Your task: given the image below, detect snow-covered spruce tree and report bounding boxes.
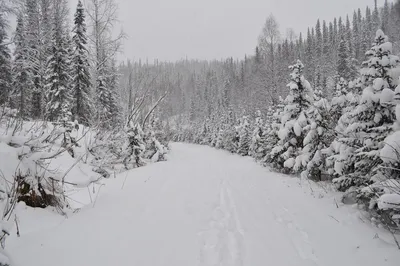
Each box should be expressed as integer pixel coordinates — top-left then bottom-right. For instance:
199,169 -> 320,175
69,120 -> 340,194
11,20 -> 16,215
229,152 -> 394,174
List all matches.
380,82 -> 400,180
95,59 -> 121,128
105,59 -> 122,127
269,60 -> 314,173
325,78 -> 363,182
208,114 -> 219,147
210,126 -> 218,147
0,13 -> 11,105
301,89 -> 333,181
337,38 -> 358,81
335,30 -> 400,193
324,77 -> 350,178
215,128 -> 224,149
123,123 -> 146,169
200,119 -> 212,145
330,77 -> 349,125
222,111 -> 238,153
96,77 -> 112,125
353,80 -> 400,229
35,0 -> 54,118
374,83 -> 400,226
262,98 -> 284,167
249,110 -> 266,160
86,0 -> 124,128
45,0 -> 73,122
11,14 -> 31,118
237,116 -> 251,156
25,0 -> 42,119
72,0 -> 92,126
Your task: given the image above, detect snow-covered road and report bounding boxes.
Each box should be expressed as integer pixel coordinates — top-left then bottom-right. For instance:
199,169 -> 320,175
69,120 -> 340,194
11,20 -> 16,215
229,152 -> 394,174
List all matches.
8,143 -> 400,266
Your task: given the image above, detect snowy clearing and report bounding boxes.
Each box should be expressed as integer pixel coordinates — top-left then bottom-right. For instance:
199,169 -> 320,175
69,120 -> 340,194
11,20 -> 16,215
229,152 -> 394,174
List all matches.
7,143 -> 400,266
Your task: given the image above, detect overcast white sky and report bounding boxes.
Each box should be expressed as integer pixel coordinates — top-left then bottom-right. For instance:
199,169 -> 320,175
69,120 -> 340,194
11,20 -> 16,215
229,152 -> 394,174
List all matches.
71,0 -> 391,62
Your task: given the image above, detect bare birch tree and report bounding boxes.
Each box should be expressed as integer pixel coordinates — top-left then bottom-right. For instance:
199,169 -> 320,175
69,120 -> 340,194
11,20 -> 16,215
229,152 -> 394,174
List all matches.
84,0 -> 125,126
258,14 -> 281,104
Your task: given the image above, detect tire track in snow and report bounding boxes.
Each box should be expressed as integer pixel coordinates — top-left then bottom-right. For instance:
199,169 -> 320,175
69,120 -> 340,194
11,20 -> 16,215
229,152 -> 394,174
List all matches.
198,179 -> 245,266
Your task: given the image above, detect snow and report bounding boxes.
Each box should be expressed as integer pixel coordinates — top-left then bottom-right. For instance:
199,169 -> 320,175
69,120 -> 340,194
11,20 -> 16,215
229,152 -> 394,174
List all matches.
396,104 -> 400,122
381,131 -> 400,163
373,78 -> 384,91
375,29 -> 387,41
284,157 -> 295,168
0,252 -> 10,266
278,127 -> 290,140
378,194 -> 400,210
6,143 -> 400,266
380,88 -> 394,105
293,121 -> 302,137
380,42 -> 393,53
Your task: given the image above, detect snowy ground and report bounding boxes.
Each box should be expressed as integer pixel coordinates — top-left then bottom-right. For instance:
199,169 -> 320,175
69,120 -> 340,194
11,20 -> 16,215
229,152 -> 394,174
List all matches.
7,143 -> 400,266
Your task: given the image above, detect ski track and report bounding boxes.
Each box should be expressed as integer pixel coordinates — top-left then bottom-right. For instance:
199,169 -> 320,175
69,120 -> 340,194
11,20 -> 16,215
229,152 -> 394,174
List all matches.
7,143 -> 400,266
198,179 -> 244,266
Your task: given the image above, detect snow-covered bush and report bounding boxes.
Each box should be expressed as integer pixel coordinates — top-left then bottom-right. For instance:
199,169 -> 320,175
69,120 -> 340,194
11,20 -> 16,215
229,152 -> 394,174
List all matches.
143,128 -> 167,163
0,118 -> 70,209
123,123 -> 146,170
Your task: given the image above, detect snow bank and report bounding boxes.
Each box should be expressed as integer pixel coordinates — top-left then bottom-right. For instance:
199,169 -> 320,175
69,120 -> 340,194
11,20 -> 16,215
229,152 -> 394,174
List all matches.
378,194 -> 400,210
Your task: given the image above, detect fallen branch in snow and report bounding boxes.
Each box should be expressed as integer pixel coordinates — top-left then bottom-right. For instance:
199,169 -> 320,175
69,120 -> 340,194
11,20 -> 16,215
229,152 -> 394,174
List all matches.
87,187 -> 93,204
14,215 -> 19,237
93,184 -> 105,208
334,198 -> 339,208
48,176 -> 102,187
121,172 -> 129,190
392,231 -> 400,250
328,215 -> 340,223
